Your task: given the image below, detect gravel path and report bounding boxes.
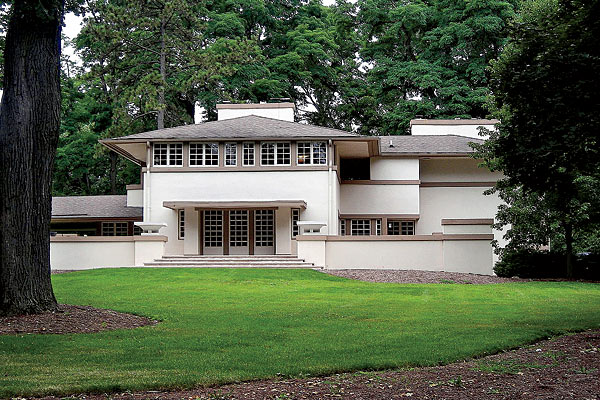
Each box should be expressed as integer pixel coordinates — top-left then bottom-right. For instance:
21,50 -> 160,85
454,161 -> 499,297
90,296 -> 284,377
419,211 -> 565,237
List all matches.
321,269 -> 523,284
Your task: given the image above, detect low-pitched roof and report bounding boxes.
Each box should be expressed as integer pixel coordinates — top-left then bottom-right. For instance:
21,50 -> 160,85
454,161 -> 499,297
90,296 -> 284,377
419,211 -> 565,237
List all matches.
52,195 -> 142,219
378,135 -> 483,155
107,115 -> 359,141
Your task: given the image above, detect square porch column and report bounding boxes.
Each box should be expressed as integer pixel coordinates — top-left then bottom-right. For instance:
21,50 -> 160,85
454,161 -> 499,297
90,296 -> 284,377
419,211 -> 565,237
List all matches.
183,207 -> 199,255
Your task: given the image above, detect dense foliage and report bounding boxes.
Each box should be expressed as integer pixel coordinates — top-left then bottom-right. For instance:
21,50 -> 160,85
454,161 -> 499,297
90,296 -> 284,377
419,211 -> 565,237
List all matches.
493,249 -> 600,279
475,0 -> 600,276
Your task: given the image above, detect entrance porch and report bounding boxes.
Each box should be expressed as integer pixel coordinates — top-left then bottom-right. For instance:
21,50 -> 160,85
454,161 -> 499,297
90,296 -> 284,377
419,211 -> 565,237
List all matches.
163,200 -> 306,256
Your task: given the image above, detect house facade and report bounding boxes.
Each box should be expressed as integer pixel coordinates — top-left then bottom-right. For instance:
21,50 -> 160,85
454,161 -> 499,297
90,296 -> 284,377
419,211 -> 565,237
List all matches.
51,102 -> 505,274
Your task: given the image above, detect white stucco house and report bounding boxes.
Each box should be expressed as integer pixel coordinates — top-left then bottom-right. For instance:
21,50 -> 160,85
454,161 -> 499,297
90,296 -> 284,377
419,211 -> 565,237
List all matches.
51,102 -> 504,274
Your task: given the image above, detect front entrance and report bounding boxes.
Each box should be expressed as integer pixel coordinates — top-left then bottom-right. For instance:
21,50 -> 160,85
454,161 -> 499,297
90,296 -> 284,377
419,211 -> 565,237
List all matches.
201,209 -> 275,255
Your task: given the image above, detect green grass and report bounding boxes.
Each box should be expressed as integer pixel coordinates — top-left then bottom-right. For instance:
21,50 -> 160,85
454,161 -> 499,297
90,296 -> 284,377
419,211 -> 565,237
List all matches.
1,268 -> 600,397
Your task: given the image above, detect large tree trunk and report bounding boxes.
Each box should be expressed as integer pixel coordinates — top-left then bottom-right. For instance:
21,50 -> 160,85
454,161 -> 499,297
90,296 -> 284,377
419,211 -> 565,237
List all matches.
110,151 -> 117,194
157,15 -> 166,130
564,221 -> 574,279
0,0 -> 64,316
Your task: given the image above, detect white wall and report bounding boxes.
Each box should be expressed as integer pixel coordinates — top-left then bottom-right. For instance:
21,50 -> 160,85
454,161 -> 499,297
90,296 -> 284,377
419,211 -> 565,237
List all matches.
146,170 -> 332,254
127,189 -> 143,207
50,237 -> 166,269
217,108 -> 294,122
340,184 -> 419,214
420,158 -> 503,182
297,235 -> 494,274
411,123 -> 495,139
370,158 -> 419,180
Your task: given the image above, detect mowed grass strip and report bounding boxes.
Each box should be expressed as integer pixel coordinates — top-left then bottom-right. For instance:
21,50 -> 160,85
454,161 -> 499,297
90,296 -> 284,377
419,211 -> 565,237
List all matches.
1,268 -> 599,397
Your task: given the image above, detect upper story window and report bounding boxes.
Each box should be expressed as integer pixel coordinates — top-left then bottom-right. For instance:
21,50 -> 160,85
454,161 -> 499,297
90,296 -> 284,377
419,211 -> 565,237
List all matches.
190,143 -> 218,166
243,142 -> 255,166
225,143 -> 237,166
154,143 -> 182,166
297,141 -> 327,165
261,142 -> 290,166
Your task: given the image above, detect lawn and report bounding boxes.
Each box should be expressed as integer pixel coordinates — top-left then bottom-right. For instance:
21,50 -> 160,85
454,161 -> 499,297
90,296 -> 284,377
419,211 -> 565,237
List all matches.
1,268 -> 600,397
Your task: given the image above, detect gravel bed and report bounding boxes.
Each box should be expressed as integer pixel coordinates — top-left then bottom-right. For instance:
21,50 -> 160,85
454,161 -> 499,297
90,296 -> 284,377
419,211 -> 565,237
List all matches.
321,269 -> 523,284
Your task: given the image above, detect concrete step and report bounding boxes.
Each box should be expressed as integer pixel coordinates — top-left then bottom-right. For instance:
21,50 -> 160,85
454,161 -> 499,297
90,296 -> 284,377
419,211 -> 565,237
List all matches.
161,255 -> 300,260
143,263 -> 315,268
145,254 -> 314,268
152,258 -> 307,264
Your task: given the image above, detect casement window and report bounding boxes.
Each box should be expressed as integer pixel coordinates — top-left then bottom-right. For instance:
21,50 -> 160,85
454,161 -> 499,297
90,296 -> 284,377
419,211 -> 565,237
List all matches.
291,208 -> 300,238
243,142 -> 255,166
133,225 -> 143,236
376,219 -> 382,236
102,222 -> 128,236
190,143 -> 219,166
340,219 -> 346,236
178,209 -> 185,240
261,142 -> 291,165
387,220 -> 415,235
225,143 -> 237,166
153,143 -> 182,166
350,219 -> 371,236
297,141 -> 327,165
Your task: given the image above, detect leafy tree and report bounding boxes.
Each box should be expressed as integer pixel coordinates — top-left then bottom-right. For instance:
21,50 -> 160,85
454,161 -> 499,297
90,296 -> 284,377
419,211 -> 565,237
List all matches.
476,0 -> 600,277
358,0 -> 517,135
0,0 -> 63,315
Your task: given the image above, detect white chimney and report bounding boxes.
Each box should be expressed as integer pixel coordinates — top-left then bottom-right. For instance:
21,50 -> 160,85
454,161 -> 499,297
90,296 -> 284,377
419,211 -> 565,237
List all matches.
216,102 -> 295,122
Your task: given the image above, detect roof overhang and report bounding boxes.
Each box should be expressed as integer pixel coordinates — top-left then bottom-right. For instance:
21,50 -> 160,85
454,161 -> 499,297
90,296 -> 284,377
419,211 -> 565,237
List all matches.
163,200 -> 307,210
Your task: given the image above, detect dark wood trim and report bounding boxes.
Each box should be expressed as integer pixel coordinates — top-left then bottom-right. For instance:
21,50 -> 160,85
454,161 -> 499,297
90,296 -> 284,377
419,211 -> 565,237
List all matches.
223,210 -> 230,255
441,218 -> 494,225
218,142 -> 225,167
339,213 -> 420,220
341,180 -> 420,185
297,233 -> 494,241
147,165 -> 336,173
420,181 -> 496,187
183,142 -> 189,168
249,210 -> 255,255
52,217 -> 142,223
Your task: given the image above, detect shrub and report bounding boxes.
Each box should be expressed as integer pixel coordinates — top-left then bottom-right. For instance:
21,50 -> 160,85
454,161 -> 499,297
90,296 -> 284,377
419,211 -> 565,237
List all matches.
494,250 -> 600,280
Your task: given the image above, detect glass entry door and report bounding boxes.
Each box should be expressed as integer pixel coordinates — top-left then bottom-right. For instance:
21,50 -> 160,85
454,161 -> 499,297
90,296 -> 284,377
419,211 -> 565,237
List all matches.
229,210 -> 249,255
203,210 -> 223,255
254,209 -> 275,255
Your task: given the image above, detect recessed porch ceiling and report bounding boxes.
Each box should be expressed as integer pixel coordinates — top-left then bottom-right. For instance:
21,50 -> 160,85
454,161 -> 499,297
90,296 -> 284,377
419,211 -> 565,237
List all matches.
163,200 -> 307,210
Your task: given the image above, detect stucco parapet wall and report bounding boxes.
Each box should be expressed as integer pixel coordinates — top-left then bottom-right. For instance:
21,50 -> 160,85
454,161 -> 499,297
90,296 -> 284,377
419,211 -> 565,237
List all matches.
441,219 -> 494,225
216,102 -> 296,110
296,234 -> 494,241
341,180 -> 421,185
410,119 -> 499,126
50,235 -> 168,242
143,165 -> 337,173
420,181 -> 496,187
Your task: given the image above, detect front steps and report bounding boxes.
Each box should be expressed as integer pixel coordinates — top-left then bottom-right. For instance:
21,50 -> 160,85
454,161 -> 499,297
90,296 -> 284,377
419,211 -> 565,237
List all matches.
144,254 -> 316,268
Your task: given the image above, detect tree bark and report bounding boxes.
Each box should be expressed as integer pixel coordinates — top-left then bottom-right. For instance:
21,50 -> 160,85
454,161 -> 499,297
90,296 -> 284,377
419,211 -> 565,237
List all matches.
110,151 -> 117,194
157,15 -> 166,130
0,0 -> 64,316
564,221 -> 574,279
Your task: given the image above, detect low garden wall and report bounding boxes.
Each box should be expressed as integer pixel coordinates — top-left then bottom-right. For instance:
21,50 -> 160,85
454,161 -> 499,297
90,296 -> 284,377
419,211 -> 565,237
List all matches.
50,235 -> 167,270
297,233 -> 494,275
